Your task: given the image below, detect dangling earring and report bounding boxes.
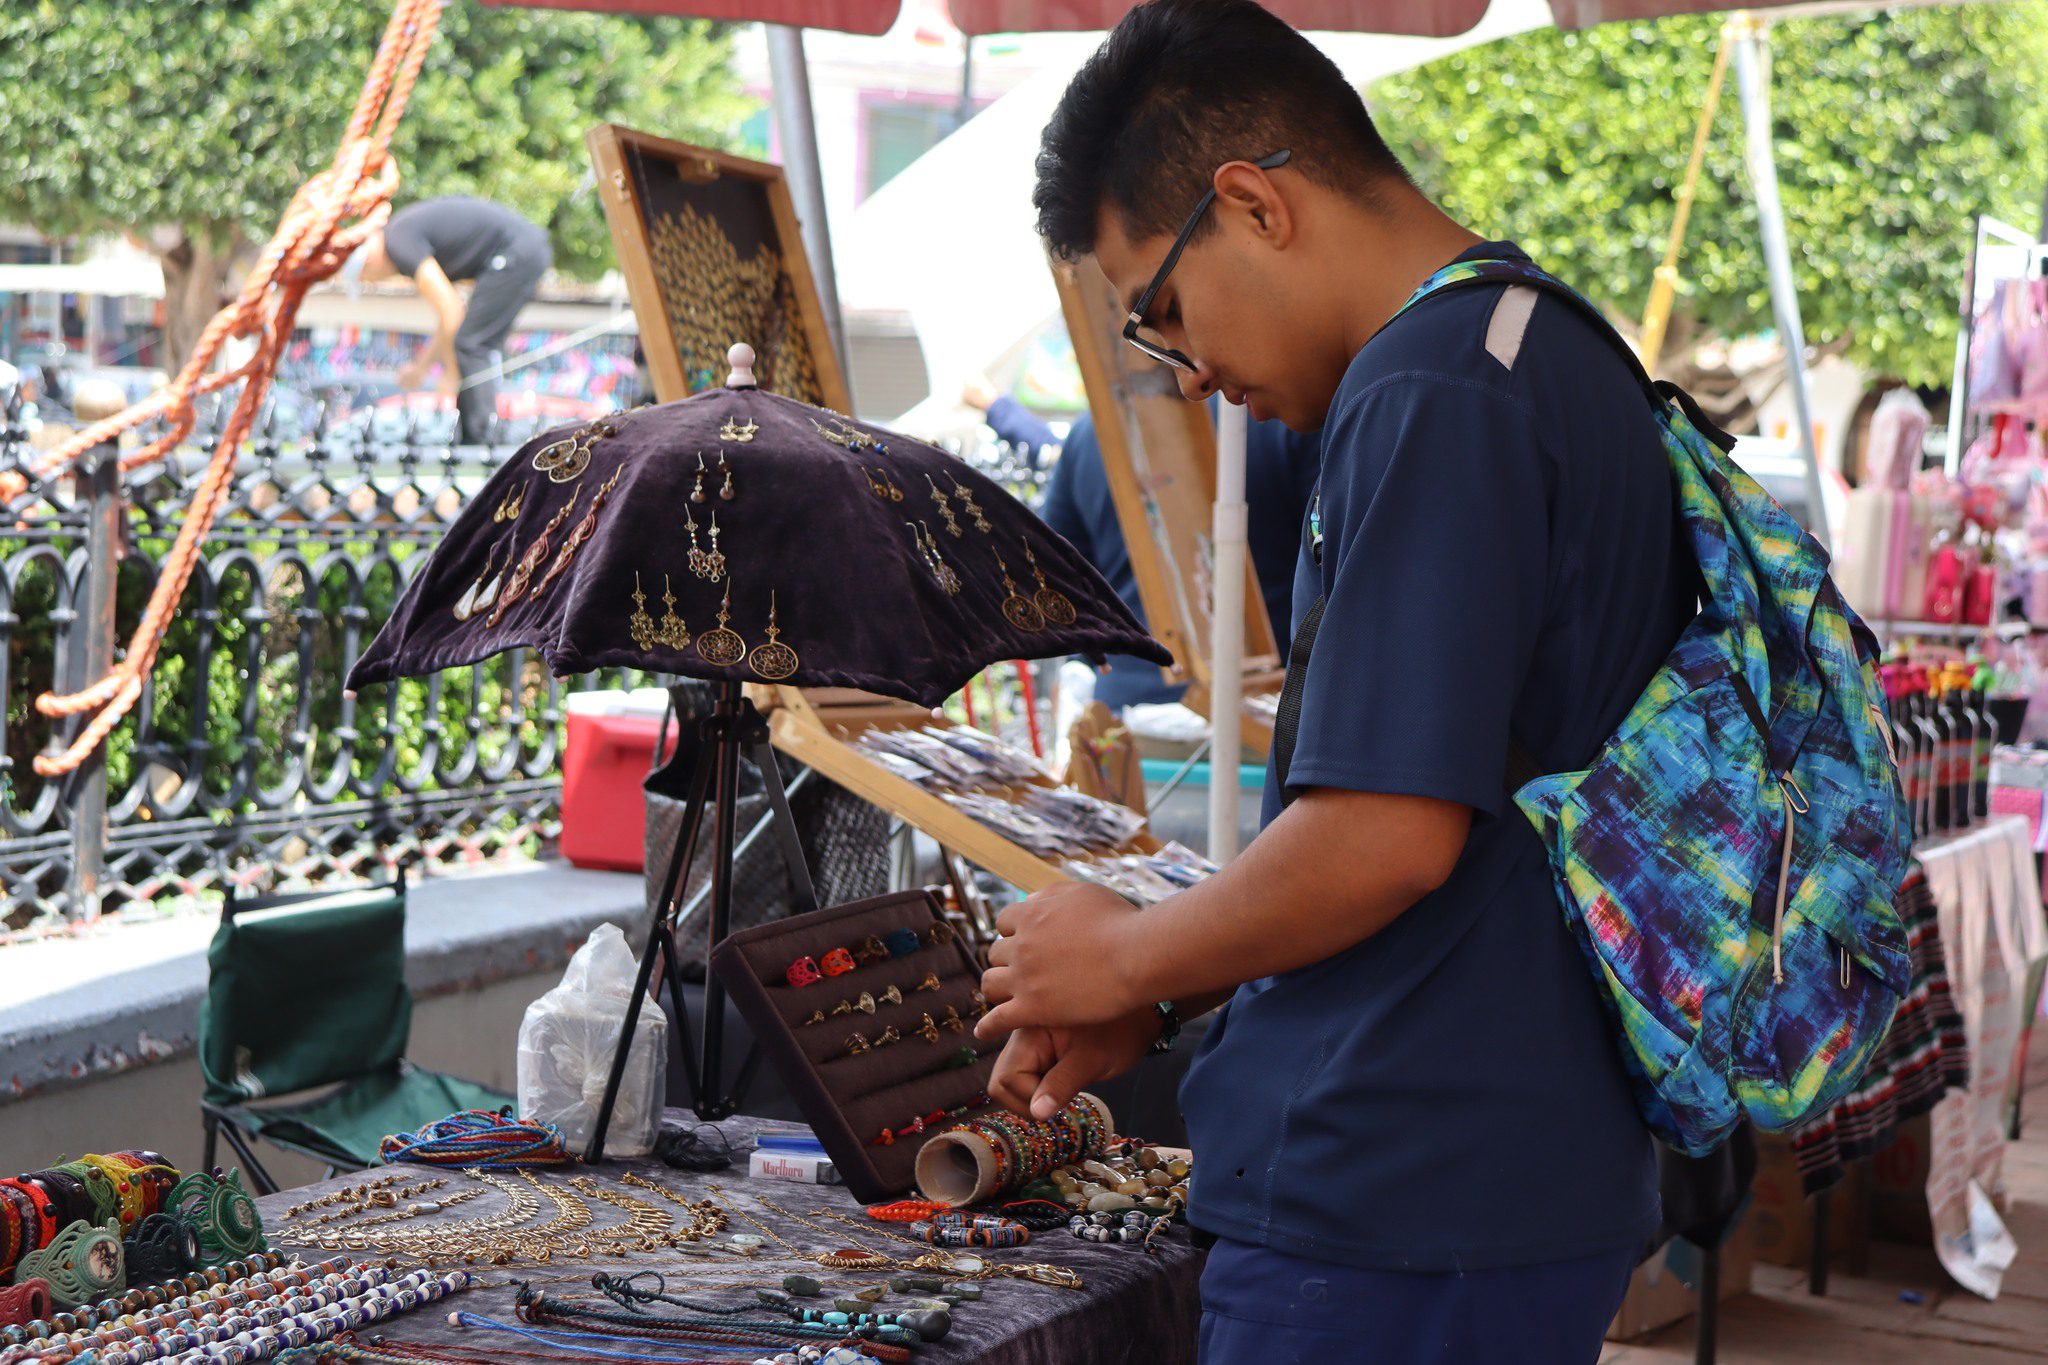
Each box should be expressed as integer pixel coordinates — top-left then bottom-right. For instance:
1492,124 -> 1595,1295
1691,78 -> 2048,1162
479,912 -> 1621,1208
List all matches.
656,574 -> 691,650
887,471 -> 905,502
748,591 -> 800,681
695,581 -> 746,667
719,453 -> 735,502
1023,538 -> 1076,625
488,490 -> 581,628
685,504 -> 710,579
530,466 -> 623,605
705,510 -> 727,581
453,541 -> 501,622
491,487 -> 520,524
863,466 -> 890,500
471,541 -> 507,617
691,452 -> 708,505
952,478 -> 991,532
628,571 -> 657,650
995,548 -> 1045,631
910,521 -> 962,596
927,475 -> 964,538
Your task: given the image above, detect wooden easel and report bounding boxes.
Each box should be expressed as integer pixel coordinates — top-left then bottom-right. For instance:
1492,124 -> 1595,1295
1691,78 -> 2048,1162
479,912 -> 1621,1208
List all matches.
1051,254 -> 1284,754
754,686 -> 1164,895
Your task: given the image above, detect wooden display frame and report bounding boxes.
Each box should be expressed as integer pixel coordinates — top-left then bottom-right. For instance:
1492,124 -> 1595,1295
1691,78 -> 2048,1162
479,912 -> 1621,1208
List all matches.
754,685 -> 1164,894
587,123 -> 852,412
1051,255 -> 1284,753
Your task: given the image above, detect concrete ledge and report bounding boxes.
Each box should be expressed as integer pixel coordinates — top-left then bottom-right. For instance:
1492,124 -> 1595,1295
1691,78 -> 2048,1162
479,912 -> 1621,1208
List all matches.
0,861 -> 646,1106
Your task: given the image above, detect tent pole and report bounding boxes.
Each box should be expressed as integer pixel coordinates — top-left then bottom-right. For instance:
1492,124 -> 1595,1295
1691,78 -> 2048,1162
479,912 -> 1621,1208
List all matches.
766,25 -> 852,387
1638,28 -> 1731,374
1731,14 -> 1831,549
1209,400 -> 1248,862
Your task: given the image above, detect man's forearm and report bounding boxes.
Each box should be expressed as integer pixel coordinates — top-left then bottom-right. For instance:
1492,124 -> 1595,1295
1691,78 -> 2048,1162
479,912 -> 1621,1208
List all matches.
1127,788 -> 1469,1006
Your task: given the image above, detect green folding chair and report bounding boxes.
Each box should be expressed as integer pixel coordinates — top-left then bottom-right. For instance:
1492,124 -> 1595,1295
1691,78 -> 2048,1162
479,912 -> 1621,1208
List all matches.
198,869 -> 510,1194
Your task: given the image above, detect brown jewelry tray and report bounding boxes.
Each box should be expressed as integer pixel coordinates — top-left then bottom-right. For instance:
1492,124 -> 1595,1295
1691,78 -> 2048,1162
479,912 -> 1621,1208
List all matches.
709,889 -> 998,1204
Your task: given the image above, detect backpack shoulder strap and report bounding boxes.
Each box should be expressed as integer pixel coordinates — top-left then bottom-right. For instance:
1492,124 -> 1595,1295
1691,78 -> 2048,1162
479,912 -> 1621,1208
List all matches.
1269,260 -> 1664,809
1393,259 -> 1739,453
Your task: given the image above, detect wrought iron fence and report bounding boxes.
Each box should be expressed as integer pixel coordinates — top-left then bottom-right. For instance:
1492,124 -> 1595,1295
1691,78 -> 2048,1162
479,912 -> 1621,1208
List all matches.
0,382 -> 1057,927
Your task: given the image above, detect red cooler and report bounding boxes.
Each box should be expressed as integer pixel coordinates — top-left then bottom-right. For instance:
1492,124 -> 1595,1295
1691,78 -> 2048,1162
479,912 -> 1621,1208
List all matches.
561,689 -> 672,872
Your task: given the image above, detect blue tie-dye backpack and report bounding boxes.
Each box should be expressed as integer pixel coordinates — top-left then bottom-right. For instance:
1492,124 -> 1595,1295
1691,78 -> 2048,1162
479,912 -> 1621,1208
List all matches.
1280,259 -> 1914,1156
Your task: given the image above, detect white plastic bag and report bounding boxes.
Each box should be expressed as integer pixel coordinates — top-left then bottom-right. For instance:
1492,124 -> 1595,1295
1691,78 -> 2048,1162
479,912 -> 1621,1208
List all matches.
517,923 -> 666,1158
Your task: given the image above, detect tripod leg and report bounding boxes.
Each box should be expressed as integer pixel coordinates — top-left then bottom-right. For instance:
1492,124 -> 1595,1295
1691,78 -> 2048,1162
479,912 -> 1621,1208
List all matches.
749,735 -> 819,914
698,686 -> 747,1120
584,716 -> 717,1162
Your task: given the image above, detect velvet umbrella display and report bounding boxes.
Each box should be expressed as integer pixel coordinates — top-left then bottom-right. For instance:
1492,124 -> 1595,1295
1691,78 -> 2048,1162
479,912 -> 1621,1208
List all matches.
346,346 -> 1173,705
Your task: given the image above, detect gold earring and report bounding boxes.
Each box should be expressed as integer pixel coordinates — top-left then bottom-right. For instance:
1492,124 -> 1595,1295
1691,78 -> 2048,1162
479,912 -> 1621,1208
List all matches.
1023,539 -> 1076,626
953,478 -> 991,533
720,416 -> 757,443
705,511 -> 727,581
656,575 -> 690,651
695,582 -> 746,667
926,475 -> 964,538
748,591 -> 799,682
628,571 -> 657,649
685,504 -> 710,579
995,548 -> 1045,632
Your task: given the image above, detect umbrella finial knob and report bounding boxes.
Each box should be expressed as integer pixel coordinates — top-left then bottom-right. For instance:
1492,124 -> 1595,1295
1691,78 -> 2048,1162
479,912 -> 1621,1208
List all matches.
726,343 -> 758,389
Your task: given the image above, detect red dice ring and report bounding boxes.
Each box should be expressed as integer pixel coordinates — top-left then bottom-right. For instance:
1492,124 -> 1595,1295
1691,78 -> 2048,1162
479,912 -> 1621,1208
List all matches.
786,956 -> 823,988
821,947 -> 858,977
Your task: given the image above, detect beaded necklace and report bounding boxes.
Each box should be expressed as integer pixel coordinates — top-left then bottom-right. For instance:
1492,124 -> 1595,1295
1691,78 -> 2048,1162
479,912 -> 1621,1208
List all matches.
0,1252 -> 295,1352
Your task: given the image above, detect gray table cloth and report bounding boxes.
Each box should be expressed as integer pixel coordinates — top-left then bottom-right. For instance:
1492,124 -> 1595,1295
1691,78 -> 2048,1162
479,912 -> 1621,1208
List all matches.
252,1113 -> 1203,1364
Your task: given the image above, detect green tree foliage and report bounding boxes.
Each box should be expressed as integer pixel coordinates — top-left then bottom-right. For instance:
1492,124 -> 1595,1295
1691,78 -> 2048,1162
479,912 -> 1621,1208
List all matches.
1370,5 -> 2048,386
0,1 -> 750,367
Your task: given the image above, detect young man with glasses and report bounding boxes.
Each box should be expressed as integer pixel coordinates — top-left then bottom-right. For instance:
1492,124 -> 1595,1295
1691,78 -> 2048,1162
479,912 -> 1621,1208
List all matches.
974,1 -> 1693,1359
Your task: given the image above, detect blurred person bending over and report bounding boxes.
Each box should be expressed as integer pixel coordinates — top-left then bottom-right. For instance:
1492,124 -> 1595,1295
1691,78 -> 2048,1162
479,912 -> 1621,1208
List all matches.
348,196 -> 552,444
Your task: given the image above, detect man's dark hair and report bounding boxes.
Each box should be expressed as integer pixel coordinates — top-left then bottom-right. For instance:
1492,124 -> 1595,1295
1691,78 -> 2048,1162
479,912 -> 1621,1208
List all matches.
1034,0 -> 1411,261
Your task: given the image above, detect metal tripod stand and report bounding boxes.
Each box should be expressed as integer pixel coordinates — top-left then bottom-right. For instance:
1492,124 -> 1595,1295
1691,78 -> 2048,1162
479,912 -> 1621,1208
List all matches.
583,682 -> 817,1162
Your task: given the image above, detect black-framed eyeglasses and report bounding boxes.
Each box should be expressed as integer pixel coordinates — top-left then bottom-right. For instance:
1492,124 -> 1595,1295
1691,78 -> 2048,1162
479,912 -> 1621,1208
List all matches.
1121,149 -> 1292,373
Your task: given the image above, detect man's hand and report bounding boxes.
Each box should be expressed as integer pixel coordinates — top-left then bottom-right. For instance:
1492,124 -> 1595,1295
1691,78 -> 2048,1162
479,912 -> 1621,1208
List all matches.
976,880 -> 1145,1039
396,355 -> 432,390
989,1013 -> 1163,1121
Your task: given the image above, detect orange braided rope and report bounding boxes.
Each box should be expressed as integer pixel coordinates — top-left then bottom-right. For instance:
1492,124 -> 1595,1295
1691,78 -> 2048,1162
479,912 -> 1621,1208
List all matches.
29,0 -> 444,778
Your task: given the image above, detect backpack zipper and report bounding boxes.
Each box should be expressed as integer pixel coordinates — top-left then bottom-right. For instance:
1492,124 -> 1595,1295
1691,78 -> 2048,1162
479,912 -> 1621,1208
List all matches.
1771,773 -> 1809,985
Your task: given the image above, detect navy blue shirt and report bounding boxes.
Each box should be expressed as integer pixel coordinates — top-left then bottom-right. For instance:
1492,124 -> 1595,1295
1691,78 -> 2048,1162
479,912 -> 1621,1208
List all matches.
1038,410 -> 1319,709
1180,244 -> 1689,1271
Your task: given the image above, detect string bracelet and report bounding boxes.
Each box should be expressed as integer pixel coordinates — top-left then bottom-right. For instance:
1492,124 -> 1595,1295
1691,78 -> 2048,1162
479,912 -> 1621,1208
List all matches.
379,1110 -> 573,1168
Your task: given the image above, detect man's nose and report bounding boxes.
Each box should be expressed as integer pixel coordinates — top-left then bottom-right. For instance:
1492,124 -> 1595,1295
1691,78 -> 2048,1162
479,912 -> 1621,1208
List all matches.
1176,360 -> 1219,403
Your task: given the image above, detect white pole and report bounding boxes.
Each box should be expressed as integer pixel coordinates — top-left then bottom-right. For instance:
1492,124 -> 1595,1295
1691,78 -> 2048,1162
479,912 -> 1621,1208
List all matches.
1208,401 -> 1248,861
766,25 -> 852,388
1730,15 -> 1831,549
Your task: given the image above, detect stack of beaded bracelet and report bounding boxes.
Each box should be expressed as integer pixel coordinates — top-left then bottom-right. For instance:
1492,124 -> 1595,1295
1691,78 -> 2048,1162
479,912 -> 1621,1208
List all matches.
905,1212 -> 1031,1248
0,1152 -> 194,1293
783,921 -> 958,989
938,1096 -> 1106,1196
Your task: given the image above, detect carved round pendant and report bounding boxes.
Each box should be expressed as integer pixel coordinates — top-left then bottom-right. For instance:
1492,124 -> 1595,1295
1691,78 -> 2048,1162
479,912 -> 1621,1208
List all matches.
696,627 -> 747,667
748,640 -> 800,681
1001,594 -> 1046,632
1034,587 -> 1077,627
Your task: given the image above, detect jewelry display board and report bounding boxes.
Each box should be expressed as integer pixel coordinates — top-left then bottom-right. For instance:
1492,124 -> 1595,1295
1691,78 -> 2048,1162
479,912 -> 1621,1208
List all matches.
708,888 -> 1000,1204
1051,255 -> 1284,754
756,686 -> 1208,903
587,123 -> 851,412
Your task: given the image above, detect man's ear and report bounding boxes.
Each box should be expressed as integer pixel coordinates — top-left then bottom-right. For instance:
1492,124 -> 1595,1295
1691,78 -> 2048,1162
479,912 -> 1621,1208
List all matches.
1214,159 -> 1293,247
